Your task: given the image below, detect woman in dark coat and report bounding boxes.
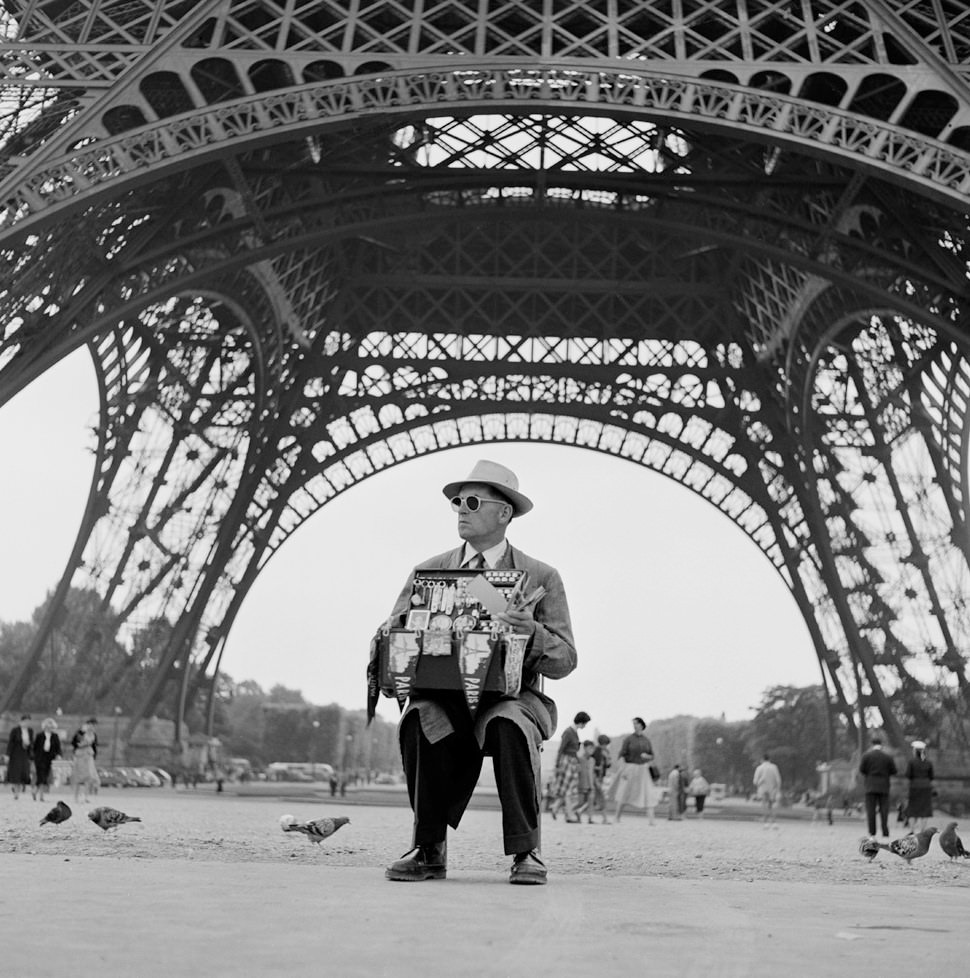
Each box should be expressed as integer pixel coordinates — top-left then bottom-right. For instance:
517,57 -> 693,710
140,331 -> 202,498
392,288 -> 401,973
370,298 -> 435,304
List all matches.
32,717 -> 62,803
904,740 -> 934,833
5,713 -> 34,799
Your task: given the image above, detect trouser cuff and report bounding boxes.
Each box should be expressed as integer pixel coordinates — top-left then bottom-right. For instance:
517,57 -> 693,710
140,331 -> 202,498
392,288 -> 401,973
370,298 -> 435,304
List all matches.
413,823 -> 447,847
504,828 -> 539,856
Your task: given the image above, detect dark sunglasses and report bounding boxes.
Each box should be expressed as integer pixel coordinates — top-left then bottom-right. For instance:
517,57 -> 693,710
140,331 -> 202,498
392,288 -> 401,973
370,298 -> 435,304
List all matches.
450,494 -> 508,513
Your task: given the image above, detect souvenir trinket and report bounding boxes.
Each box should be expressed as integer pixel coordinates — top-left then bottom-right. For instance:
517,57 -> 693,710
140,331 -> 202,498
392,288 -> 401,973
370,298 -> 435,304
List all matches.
378,567 -> 535,709
458,631 -> 493,713
387,630 -> 421,709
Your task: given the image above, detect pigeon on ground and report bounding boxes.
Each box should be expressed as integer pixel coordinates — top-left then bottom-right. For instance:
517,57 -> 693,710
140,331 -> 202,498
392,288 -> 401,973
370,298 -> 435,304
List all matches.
876,827 -> 938,863
939,822 -> 970,861
40,800 -> 72,826
88,806 -> 142,831
279,814 -> 350,844
858,836 -> 880,861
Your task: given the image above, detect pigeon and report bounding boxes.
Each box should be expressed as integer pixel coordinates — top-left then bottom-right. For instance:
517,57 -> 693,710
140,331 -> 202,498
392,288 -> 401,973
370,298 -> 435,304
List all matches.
939,822 -> 970,861
858,836 -> 880,861
88,806 -> 142,831
40,800 -> 72,826
280,814 -> 350,844
876,827 -> 938,863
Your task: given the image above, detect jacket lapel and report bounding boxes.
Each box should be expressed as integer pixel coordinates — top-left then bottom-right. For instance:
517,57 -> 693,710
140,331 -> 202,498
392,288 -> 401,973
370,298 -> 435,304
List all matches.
496,542 -> 517,570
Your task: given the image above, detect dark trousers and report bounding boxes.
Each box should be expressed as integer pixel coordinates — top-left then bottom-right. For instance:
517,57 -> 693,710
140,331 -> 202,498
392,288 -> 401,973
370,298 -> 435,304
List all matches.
400,709 -> 540,855
865,791 -> 891,836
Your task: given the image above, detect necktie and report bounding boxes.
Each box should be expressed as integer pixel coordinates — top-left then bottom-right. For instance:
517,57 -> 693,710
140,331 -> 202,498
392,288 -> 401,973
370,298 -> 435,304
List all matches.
467,552 -> 485,569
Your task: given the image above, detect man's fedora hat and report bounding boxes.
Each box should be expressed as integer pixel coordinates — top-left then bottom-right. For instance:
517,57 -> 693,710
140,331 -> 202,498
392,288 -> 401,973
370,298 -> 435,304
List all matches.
442,459 -> 534,517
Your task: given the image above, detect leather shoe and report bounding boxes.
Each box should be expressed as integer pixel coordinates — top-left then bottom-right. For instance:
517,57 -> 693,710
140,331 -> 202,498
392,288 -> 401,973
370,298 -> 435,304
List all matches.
385,842 -> 447,881
509,849 -> 547,885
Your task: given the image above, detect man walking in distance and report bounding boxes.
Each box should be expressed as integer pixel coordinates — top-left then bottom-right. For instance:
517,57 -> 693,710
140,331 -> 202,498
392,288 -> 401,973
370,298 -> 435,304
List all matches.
753,753 -> 782,828
859,735 -> 897,839
371,459 -> 577,885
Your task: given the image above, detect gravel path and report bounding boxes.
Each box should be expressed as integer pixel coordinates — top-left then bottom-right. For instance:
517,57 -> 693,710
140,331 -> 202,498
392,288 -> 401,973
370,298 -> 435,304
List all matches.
5,787 -> 970,888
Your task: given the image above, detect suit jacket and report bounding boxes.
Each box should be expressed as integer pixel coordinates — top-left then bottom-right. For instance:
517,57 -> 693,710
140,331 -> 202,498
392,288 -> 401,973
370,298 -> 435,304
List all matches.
859,747 -> 897,793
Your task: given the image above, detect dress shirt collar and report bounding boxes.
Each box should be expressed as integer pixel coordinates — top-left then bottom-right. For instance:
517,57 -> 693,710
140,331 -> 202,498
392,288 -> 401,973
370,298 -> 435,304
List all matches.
461,539 -> 508,569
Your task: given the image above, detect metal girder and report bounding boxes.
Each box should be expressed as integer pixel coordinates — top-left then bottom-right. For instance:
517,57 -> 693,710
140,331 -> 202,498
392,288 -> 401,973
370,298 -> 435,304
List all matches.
3,1 -> 970,755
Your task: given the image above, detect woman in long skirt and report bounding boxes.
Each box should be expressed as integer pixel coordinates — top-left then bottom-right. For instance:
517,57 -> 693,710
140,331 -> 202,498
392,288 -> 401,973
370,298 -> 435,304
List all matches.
904,740 -> 934,833
71,719 -> 100,804
609,717 -> 660,825
549,711 -> 590,822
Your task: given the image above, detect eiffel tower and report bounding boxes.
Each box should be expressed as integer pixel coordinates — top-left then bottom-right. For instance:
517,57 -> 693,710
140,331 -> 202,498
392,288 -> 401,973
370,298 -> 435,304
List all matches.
2,0 -> 970,755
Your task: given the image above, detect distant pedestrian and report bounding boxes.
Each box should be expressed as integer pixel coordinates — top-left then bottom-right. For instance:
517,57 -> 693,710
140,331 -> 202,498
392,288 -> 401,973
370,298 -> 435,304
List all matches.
5,714 -> 33,800
687,768 -> 710,818
71,718 -> 100,804
753,754 -> 782,828
610,717 -> 660,825
549,711 -> 590,822
667,765 -> 684,821
573,741 -> 596,823
677,762 -> 689,816
859,736 -> 897,839
591,734 -> 612,824
904,740 -> 934,834
32,717 -> 62,803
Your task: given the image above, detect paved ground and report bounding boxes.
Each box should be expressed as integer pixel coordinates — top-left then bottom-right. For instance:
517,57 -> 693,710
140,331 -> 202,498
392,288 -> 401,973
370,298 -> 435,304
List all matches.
4,787 -> 968,976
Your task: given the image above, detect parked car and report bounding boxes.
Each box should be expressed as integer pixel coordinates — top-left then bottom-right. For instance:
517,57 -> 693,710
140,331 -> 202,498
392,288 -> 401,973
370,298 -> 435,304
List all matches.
146,766 -> 173,787
132,768 -> 161,787
116,766 -> 153,787
97,767 -> 126,788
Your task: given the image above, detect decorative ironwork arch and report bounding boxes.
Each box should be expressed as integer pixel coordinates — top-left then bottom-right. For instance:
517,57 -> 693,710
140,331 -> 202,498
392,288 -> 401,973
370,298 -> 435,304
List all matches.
3,0 -> 970,758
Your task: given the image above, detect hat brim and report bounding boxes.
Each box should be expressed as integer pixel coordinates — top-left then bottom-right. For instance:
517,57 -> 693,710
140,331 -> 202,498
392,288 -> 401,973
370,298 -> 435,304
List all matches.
442,479 -> 533,516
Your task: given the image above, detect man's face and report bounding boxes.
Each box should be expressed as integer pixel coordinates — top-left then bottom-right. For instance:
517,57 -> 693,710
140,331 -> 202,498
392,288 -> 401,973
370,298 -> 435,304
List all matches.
454,482 -> 512,549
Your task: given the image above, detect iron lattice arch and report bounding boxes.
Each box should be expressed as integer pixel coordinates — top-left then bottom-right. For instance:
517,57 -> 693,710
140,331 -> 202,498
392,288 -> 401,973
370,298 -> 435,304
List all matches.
3,0 -> 970,755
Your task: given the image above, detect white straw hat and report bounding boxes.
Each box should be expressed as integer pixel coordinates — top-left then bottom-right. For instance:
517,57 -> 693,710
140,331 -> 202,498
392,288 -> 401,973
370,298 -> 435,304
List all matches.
442,459 -> 533,516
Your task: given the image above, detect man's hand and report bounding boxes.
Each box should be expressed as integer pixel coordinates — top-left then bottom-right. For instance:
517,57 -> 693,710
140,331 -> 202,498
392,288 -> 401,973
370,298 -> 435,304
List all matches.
497,607 -> 536,636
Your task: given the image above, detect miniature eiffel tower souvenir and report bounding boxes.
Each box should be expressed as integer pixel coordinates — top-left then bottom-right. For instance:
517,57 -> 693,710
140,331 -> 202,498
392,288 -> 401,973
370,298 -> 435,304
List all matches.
387,630 -> 421,709
458,631 -> 493,713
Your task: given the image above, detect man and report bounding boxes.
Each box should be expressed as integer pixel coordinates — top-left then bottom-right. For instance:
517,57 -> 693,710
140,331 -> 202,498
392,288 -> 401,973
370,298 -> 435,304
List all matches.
667,764 -> 685,821
753,753 -> 782,828
373,459 -> 577,885
859,735 -> 897,839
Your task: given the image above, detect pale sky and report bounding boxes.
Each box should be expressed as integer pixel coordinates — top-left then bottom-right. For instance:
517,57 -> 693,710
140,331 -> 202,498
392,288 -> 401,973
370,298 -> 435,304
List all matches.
0,349 -> 822,736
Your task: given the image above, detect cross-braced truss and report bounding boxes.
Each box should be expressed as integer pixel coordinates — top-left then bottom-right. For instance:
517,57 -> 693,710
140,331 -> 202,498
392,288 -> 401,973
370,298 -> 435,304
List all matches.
4,0 -> 970,754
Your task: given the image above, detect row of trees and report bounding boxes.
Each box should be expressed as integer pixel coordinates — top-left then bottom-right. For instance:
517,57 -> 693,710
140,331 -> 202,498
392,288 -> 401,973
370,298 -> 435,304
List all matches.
0,587 -> 401,774
0,587 -> 180,721
643,684 -> 858,796
216,680 -> 400,773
